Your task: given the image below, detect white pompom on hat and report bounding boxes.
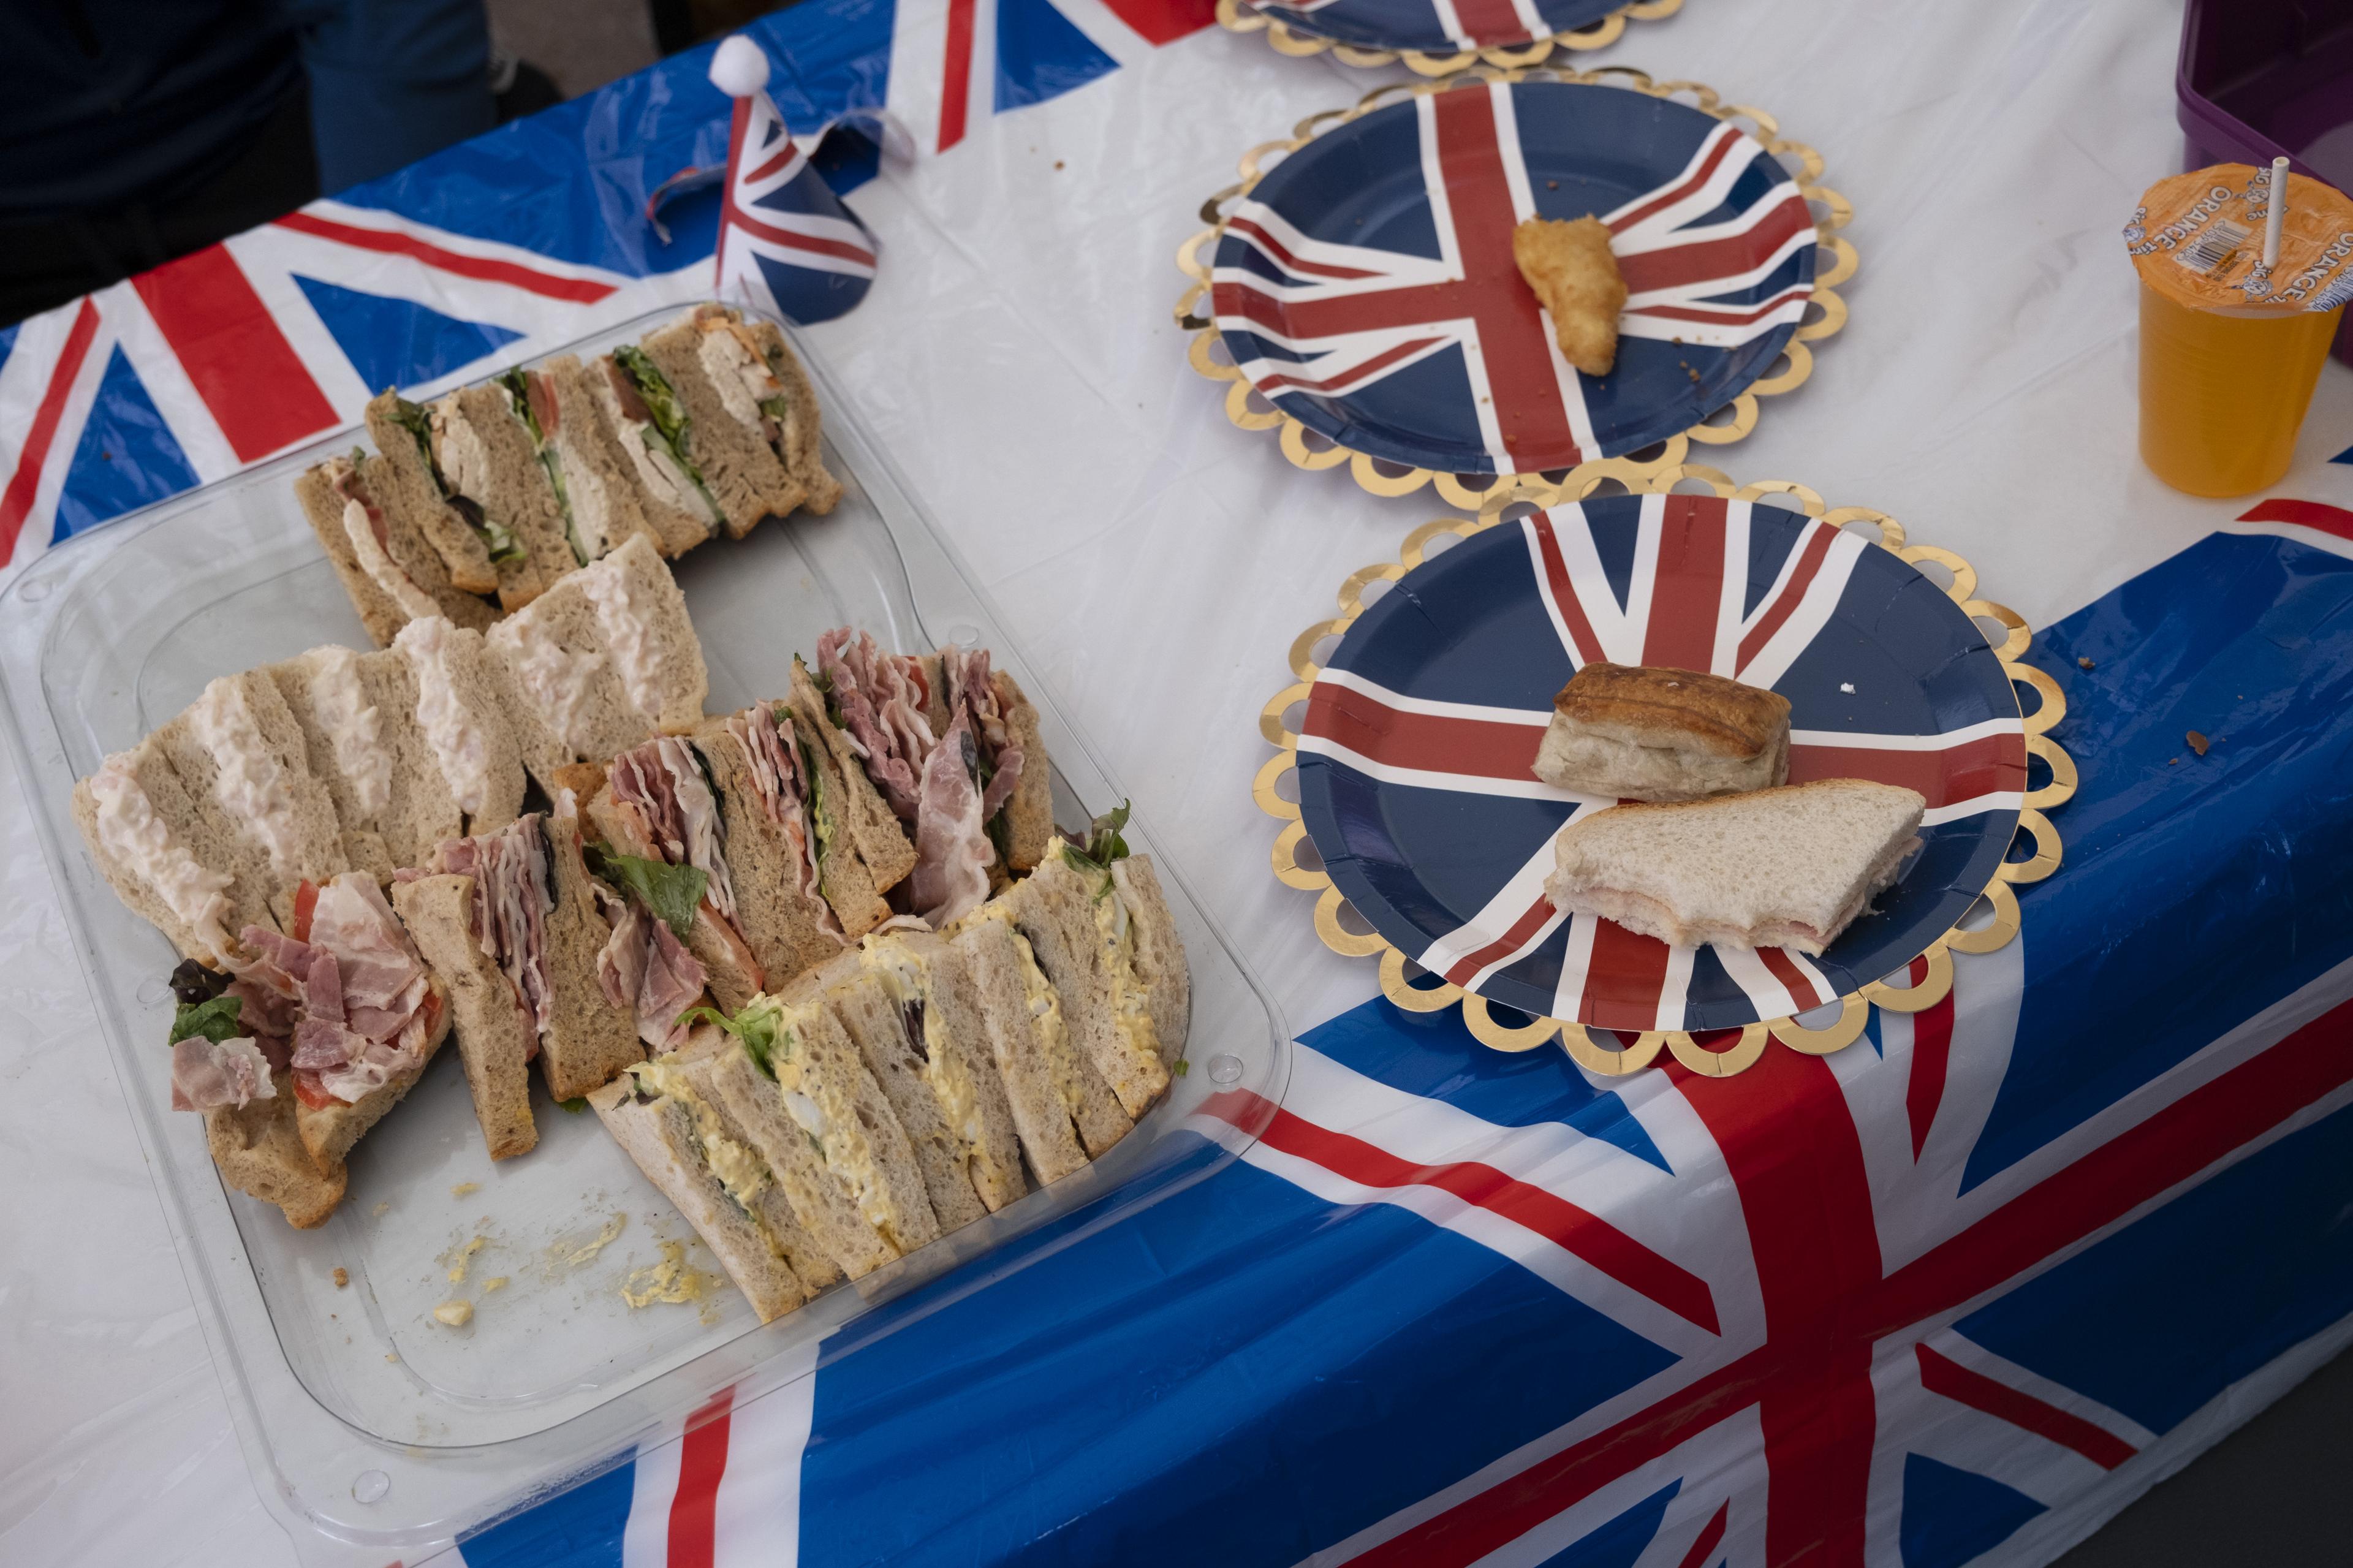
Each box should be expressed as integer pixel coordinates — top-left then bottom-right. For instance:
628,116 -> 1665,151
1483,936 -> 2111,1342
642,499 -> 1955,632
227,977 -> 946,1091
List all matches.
709,36 -> 771,97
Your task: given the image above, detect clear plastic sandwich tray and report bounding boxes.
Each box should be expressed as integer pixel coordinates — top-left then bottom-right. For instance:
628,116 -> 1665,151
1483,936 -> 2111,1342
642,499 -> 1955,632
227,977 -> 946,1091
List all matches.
0,305 -> 1292,1564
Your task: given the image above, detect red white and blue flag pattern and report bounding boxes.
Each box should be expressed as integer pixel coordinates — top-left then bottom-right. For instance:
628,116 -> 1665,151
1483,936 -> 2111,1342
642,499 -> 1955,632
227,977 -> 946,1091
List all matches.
1296,493 -> 2025,1031
12,4 -> 2353,1560
1211,81 -> 1818,475
713,77 -> 877,325
428,520 -> 2353,1568
0,0 -> 1217,580
1248,0 -> 1640,58
898,0 -> 1214,153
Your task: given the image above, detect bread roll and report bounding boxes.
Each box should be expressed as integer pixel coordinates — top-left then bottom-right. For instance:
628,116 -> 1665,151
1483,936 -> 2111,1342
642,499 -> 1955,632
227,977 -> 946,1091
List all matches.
1533,662 -> 1790,802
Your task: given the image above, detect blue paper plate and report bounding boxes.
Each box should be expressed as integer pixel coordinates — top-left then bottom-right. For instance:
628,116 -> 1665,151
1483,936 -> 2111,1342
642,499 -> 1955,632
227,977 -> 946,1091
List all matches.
1294,494 -> 2026,1032
1211,81 -> 1817,477
1248,0 -> 1626,55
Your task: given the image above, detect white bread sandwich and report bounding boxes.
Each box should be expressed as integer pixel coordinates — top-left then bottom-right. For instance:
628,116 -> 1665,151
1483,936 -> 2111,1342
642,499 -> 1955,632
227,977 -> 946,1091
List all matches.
395,803 -> 647,1140
1533,662 -> 1792,803
143,672 -> 349,934
206,1080 -> 349,1226
584,351 -> 722,556
689,702 -> 859,980
786,653 -> 917,929
855,930 -> 1029,1213
587,735 -> 768,1011
363,390 -> 522,604
689,993 -> 941,1259
72,699 -> 326,966
787,959 -> 989,1230
265,645 -> 468,879
678,305 -> 841,515
630,314 -> 803,535
1545,779 -> 1927,955
1110,852 -> 1191,1069
1043,809 -> 1191,1071
229,871 -> 450,1172
422,385 -> 581,607
805,632 -> 1054,926
695,1013 -> 898,1279
392,870 -> 536,1161
295,451 -> 499,647
993,845 -> 1169,1122
487,534 -> 708,786
160,959 -> 347,1225
494,364 -> 667,569
589,1026 -> 844,1322
951,902 -> 1131,1166
392,616 -> 530,839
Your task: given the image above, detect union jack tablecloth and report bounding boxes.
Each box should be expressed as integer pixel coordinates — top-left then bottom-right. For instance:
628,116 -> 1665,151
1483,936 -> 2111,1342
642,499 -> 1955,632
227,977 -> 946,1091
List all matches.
8,4 -> 2353,1566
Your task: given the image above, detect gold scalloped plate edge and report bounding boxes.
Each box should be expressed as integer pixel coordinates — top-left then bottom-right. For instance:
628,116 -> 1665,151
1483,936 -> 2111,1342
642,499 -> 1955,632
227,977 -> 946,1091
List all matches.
1216,0 -> 1685,75
1252,466 -> 2072,1078
1175,66 -> 1855,507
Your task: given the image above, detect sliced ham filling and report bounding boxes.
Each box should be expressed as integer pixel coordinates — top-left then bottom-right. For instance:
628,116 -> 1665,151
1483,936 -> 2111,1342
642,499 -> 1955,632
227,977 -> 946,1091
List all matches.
610,736 -> 739,920
816,628 -> 936,822
726,705 -> 844,941
431,815 -> 554,1054
911,708 -> 991,926
232,873 -> 434,1105
170,1034 -> 276,1112
593,882 -> 709,1050
818,631 -> 1033,931
942,645 -> 1025,824
607,735 -> 763,987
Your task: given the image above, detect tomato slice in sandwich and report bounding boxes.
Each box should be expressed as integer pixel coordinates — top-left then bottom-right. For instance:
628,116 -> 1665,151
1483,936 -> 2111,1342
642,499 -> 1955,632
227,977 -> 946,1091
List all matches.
292,879 -> 319,944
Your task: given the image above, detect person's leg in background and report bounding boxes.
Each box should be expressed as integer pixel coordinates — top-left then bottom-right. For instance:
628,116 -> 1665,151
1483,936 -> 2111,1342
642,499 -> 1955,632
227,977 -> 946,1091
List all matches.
287,0 -> 500,195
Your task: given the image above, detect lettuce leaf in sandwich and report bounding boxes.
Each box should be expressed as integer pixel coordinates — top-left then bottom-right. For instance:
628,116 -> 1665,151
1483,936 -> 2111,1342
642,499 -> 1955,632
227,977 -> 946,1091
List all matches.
612,346 -> 726,520
496,369 -> 588,566
384,392 -> 527,564
586,844 -> 707,938
680,994 -> 793,1081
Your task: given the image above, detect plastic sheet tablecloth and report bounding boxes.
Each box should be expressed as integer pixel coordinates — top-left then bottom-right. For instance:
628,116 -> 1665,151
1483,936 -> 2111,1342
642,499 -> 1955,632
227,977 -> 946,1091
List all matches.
7,1 -> 2353,1562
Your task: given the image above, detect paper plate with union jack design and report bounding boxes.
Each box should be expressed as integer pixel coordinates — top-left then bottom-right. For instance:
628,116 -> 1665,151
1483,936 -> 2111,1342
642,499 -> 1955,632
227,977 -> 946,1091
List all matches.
1178,72 -> 1855,509
1216,0 -> 1683,74
1256,477 -> 2075,1074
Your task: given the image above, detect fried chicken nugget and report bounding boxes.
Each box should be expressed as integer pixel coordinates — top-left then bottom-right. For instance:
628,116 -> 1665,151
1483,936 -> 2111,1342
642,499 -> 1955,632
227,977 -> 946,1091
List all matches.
1512,216 -> 1627,377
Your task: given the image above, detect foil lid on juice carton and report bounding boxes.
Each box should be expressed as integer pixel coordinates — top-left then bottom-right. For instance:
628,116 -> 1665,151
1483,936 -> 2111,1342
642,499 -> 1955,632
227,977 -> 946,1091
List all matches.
2126,164 -> 2353,311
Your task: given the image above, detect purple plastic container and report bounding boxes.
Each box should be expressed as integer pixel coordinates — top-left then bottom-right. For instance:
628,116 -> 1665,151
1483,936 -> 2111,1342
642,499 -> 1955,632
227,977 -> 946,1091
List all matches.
2178,0 -> 2353,362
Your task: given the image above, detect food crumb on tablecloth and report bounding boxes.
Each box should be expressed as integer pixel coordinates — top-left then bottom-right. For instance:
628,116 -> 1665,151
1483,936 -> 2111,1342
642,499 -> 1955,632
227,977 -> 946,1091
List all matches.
2187,730 -> 2210,756
450,1181 -> 479,1198
332,1267 -> 348,1288
433,1300 -> 473,1327
2078,657 -> 2096,670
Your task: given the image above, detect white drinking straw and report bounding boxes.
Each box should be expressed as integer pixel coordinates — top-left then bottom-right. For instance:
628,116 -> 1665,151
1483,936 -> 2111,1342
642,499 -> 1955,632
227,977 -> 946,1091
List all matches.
2264,155 -> 2290,270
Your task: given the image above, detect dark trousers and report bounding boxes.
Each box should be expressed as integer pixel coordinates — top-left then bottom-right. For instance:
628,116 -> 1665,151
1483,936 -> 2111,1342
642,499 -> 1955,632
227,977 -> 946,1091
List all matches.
0,0 -> 497,328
